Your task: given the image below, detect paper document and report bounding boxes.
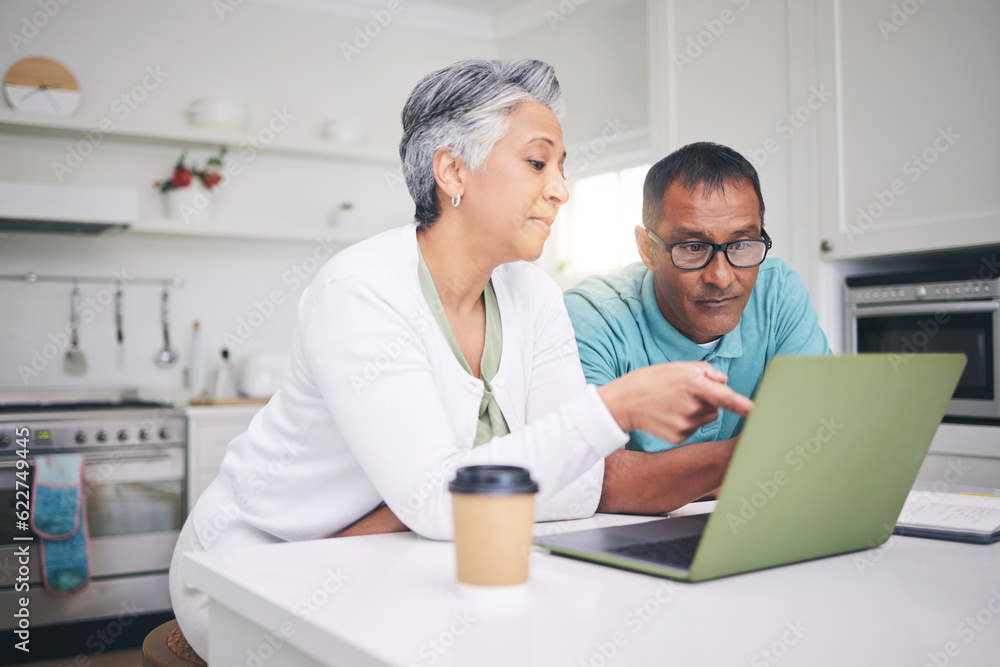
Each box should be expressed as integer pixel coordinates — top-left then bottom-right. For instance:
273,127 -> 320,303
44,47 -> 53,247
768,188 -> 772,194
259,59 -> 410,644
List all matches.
895,491 -> 1000,543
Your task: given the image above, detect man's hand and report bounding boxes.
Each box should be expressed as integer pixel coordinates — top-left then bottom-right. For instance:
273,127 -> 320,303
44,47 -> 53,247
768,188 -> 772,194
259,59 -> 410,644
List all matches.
334,504 -> 410,538
598,361 -> 752,445
597,437 -> 738,515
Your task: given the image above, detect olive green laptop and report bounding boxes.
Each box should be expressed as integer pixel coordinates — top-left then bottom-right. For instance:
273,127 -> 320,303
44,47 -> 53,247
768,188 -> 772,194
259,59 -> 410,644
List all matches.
535,353 -> 967,581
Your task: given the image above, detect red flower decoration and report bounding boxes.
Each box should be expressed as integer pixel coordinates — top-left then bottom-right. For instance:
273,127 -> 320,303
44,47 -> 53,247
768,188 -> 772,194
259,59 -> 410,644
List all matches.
201,172 -> 222,189
155,147 -> 228,193
171,167 -> 192,189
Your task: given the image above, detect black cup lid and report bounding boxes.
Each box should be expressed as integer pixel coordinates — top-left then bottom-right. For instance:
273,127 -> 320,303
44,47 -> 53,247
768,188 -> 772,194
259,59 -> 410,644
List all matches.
448,465 -> 539,495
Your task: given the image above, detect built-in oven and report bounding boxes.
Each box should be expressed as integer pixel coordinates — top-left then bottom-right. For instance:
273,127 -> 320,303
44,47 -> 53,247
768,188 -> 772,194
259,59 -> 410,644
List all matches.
0,388 -> 185,662
846,269 -> 1000,422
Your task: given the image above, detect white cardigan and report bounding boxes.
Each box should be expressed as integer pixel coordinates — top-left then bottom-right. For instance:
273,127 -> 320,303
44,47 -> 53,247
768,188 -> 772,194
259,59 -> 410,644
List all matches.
191,223 -> 627,546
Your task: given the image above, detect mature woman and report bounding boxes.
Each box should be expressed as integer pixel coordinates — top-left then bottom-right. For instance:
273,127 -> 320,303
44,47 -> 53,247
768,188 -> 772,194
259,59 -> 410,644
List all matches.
170,58 -> 751,658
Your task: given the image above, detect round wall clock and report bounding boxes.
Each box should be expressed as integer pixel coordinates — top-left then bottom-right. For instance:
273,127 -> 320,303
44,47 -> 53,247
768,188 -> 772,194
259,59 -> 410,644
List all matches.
3,57 -> 81,115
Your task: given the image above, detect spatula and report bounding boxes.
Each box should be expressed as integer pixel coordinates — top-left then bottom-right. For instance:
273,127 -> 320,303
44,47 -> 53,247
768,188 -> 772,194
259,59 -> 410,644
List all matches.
115,286 -> 124,366
64,282 -> 87,374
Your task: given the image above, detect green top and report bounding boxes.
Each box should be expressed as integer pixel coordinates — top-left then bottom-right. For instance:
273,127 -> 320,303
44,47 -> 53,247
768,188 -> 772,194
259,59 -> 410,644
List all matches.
416,245 -> 510,447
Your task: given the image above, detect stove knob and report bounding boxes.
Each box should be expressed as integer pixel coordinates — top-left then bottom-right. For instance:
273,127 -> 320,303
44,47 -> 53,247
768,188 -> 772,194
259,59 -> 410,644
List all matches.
96,430 -> 109,443
139,429 -> 151,441
159,427 -> 171,440
118,429 -> 130,442
914,285 -> 927,299
74,430 -> 88,445
0,434 -> 10,448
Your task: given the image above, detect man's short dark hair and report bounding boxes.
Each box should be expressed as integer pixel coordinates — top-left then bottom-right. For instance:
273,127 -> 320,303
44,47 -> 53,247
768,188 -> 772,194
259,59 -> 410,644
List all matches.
642,142 -> 765,230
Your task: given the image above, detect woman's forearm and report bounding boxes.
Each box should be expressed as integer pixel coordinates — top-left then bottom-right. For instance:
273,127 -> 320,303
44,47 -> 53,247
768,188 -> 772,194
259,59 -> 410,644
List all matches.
335,438 -> 735,533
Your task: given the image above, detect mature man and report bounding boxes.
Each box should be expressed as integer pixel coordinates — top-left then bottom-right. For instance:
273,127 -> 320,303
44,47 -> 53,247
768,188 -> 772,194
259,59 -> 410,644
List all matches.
565,142 -> 830,514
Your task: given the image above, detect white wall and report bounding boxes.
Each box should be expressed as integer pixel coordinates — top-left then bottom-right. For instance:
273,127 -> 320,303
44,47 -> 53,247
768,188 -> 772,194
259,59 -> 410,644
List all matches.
652,0 -> 797,272
498,0 -> 648,149
2,232 -> 321,393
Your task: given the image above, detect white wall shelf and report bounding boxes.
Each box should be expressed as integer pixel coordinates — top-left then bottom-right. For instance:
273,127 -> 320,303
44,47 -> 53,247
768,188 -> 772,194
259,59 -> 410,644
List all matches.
128,217 -> 371,244
0,108 -> 399,167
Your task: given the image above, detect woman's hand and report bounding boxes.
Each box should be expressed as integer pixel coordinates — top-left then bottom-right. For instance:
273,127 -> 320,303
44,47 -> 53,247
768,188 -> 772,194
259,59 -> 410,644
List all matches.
597,361 -> 753,444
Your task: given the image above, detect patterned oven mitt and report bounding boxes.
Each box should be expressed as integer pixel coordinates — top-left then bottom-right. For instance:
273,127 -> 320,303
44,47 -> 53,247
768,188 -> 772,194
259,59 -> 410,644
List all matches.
30,453 -> 91,596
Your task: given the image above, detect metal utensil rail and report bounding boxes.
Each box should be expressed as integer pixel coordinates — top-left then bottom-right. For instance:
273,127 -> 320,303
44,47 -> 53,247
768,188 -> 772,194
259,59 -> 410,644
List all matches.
0,272 -> 183,288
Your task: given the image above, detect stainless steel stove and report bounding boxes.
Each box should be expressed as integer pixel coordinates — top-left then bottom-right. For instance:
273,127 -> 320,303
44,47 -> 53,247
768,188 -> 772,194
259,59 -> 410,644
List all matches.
0,388 -> 186,660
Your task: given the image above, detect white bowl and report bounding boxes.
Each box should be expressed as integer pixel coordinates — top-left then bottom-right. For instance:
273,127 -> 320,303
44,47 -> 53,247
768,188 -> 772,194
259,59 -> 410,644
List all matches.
187,97 -> 249,130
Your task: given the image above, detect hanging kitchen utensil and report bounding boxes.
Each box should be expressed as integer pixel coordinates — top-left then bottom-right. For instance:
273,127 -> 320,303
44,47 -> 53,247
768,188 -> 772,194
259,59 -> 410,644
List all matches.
114,285 -> 124,366
63,281 -> 87,374
154,288 -> 179,368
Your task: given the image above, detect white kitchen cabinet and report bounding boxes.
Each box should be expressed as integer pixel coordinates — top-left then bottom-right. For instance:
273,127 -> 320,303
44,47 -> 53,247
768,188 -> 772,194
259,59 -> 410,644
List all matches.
186,403 -> 263,511
917,423 -> 1000,489
918,454 -> 1000,490
812,0 -> 1000,260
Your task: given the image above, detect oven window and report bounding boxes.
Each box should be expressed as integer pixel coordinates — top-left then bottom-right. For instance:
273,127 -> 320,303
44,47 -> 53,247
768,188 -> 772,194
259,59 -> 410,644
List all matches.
85,480 -> 184,537
856,312 -> 993,400
1,478 -> 183,545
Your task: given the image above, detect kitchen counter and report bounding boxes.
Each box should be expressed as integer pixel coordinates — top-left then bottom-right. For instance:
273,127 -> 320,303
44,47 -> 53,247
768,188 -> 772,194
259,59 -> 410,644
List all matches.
184,507 -> 1000,667
188,397 -> 270,407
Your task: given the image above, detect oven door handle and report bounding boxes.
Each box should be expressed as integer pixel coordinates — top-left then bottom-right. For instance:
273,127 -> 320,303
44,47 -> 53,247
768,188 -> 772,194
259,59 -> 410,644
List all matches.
83,451 -> 178,464
0,451 -> 178,468
852,300 -> 1000,317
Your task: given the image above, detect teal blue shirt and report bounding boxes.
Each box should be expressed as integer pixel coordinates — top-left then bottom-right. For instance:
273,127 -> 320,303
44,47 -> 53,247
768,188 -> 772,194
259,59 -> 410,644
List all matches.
564,258 -> 831,452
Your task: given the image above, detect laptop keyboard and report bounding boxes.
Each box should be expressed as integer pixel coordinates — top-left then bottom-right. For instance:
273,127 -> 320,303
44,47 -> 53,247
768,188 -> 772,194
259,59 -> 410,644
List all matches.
607,534 -> 702,569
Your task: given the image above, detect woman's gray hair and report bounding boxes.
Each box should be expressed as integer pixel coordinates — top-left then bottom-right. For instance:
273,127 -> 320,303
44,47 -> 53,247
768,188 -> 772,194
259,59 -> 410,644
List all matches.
399,58 -> 564,229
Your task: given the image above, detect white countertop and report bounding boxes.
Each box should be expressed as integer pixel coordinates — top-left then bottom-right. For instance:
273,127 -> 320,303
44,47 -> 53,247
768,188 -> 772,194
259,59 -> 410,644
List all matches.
184,506 -> 1000,667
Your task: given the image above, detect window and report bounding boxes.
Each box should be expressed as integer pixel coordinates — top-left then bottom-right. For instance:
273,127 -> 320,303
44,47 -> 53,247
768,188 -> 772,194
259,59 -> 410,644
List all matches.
540,163 -> 650,289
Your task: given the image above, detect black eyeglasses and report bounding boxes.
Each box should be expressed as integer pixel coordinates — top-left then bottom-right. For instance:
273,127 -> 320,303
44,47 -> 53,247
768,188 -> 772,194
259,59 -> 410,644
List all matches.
646,227 -> 772,270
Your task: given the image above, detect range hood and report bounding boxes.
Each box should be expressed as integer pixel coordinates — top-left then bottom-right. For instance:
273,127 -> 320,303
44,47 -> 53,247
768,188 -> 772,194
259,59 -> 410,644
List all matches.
0,181 -> 137,235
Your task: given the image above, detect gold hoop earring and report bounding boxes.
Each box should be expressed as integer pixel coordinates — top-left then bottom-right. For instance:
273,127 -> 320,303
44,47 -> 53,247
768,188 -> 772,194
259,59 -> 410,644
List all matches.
451,193 -> 462,207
